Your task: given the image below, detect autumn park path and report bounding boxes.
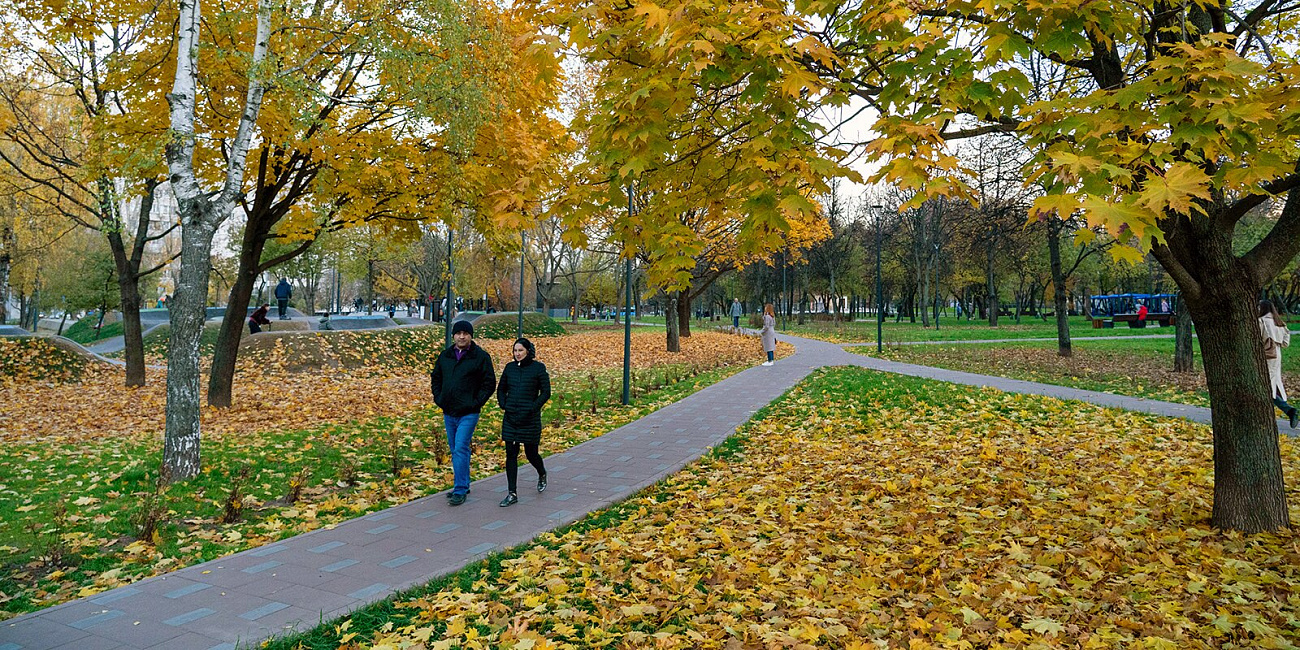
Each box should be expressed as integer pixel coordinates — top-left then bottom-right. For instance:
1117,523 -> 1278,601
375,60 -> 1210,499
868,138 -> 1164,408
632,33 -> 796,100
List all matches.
0,333 -> 1285,650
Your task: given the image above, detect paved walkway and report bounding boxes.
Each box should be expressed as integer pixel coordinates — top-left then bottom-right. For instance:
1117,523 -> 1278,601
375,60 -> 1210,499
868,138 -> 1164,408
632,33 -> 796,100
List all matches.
842,333 -> 1181,346
1,333 -> 1286,650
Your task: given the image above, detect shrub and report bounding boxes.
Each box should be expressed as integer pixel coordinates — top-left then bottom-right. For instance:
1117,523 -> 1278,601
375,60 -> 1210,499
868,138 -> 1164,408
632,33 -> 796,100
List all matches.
472,312 -> 565,339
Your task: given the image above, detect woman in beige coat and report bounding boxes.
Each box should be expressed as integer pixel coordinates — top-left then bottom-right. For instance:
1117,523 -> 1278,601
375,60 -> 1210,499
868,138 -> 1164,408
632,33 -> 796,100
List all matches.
1259,299 -> 1297,429
761,303 -> 777,366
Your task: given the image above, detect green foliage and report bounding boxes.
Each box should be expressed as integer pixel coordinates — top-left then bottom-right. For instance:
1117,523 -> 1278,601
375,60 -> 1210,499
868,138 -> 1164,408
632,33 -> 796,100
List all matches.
140,323 -> 224,358
472,312 -> 566,339
61,318 -> 124,345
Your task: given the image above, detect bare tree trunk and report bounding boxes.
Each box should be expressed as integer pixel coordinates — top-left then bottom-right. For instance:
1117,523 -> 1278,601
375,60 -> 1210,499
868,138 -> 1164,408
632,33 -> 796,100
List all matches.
1174,297 -> 1194,373
208,247 -> 260,408
1048,218 -> 1071,357
676,289 -> 691,338
986,242 -> 999,327
665,292 -> 680,352
163,218 -> 218,482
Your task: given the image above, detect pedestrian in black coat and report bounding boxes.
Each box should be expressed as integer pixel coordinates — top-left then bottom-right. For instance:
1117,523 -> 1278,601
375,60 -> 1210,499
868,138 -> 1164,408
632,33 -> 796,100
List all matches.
496,337 -> 550,506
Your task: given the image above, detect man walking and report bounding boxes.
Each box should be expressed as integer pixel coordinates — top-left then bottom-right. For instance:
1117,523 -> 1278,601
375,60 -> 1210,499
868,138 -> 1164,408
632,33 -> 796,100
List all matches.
730,298 -> 743,330
275,278 -> 293,320
430,320 -> 496,506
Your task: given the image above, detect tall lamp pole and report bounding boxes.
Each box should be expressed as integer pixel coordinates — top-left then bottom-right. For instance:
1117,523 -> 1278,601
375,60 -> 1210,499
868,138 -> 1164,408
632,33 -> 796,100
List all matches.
444,226 -> 454,348
622,183 -> 634,406
517,231 -> 526,339
873,205 -> 884,353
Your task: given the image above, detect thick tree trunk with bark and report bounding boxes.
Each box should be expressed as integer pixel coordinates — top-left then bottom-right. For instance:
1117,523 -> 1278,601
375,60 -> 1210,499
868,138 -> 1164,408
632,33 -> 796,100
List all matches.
676,290 -> 691,338
163,217 -> 218,482
986,244 -> 998,327
115,265 -> 146,385
1174,298 -> 1194,373
1048,219 -> 1071,358
208,246 -> 262,408
1188,285 -> 1289,532
665,292 -> 680,352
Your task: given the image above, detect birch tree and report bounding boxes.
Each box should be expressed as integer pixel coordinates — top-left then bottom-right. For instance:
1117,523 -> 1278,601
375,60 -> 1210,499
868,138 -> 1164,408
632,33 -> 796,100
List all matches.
161,0 -> 272,481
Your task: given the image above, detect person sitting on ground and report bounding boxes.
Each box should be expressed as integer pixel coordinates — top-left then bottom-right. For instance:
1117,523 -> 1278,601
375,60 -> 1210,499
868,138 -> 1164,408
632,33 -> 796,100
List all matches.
248,303 -> 271,334
1259,299 -> 1297,429
496,337 -> 550,507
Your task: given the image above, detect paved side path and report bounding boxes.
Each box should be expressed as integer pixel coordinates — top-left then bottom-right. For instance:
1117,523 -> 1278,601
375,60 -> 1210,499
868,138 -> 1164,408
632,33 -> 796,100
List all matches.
841,333 -> 1181,346
1,334 -> 1285,650
0,339 -> 838,650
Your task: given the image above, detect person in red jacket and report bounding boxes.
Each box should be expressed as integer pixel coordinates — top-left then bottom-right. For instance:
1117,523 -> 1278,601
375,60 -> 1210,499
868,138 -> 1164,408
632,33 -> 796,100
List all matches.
1137,303 -> 1148,322
248,303 -> 271,334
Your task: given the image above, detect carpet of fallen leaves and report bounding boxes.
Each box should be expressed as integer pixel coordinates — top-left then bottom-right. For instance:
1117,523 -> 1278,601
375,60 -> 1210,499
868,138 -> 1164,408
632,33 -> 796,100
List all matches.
0,330 -> 789,618
859,342 -> 1300,408
337,368 -> 1300,650
0,330 -> 777,444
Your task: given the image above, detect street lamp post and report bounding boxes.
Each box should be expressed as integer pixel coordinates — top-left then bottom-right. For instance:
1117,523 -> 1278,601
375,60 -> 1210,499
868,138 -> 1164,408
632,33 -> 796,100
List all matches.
517,231 -> 526,339
622,183 -> 634,406
873,205 -> 884,353
444,227 -> 454,348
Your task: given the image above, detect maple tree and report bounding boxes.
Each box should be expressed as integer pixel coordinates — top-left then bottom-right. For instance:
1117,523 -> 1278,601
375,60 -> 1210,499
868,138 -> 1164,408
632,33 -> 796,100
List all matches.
533,0 -> 856,308
0,4 -> 174,386
201,0 -> 566,408
549,0 -> 1300,531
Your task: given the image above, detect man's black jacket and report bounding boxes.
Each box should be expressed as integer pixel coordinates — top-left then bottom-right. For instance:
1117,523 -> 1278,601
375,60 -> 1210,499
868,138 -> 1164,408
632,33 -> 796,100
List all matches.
430,342 -> 496,416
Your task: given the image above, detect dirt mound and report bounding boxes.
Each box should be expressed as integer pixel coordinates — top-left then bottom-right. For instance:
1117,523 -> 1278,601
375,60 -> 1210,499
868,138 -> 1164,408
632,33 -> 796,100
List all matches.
237,326 -> 450,373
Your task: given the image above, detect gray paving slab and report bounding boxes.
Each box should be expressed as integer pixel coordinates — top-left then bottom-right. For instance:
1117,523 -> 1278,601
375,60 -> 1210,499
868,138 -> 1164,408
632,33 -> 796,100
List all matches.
3,331 -> 1278,650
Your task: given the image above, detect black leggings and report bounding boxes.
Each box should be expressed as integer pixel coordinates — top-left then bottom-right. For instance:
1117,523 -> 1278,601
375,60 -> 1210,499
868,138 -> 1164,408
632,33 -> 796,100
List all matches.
505,441 -> 545,493
1275,396 -> 1296,415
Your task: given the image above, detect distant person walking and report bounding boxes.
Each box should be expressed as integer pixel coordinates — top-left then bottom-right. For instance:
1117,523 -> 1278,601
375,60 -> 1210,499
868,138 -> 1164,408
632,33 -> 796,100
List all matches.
1259,300 -> 1297,429
430,320 -> 496,505
248,303 -> 271,334
275,278 -> 293,320
761,303 -> 776,366
496,338 -> 550,507
730,298 -> 743,330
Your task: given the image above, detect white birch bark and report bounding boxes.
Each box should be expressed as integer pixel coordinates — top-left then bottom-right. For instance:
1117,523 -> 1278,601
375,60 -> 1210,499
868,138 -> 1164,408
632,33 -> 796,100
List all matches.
162,0 -> 273,481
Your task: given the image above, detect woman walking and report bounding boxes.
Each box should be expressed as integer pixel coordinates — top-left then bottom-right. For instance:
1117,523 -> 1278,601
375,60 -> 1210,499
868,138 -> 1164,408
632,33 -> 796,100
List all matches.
496,338 -> 550,506
1259,300 -> 1298,429
761,303 -> 777,366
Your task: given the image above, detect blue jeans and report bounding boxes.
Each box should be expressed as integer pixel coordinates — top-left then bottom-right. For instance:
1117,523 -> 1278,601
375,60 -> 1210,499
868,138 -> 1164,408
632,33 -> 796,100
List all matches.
732,316 -> 740,328
443,413 -> 480,495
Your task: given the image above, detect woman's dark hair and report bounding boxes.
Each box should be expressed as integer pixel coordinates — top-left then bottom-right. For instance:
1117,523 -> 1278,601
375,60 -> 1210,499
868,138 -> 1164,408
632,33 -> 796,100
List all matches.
1260,300 -> 1286,327
513,337 -> 536,361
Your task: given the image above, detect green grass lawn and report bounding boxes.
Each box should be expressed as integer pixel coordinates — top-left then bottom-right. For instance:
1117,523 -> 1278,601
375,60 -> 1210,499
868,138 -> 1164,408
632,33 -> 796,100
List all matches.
60,318 -> 124,344
852,336 -> 1300,408
0,357 -> 760,619
782,314 -> 1181,343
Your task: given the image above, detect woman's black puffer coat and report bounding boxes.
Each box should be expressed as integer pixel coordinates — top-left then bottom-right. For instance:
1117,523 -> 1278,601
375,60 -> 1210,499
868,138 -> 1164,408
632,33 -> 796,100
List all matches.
496,358 -> 551,444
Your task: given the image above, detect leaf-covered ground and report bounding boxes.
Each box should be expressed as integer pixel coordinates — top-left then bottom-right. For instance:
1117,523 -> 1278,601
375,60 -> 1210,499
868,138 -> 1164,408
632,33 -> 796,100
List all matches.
0,330 -> 786,618
0,329 -> 774,444
854,337 -> 1300,409
277,368 -> 1300,650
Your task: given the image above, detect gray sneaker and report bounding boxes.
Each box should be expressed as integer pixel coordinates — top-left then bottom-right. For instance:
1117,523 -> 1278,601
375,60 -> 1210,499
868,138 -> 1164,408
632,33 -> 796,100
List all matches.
1290,409 -> 1298,430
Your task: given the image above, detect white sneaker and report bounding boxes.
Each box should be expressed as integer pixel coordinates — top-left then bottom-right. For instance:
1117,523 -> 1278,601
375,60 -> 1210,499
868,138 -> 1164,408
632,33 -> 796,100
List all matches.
761,361 -> 773,366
